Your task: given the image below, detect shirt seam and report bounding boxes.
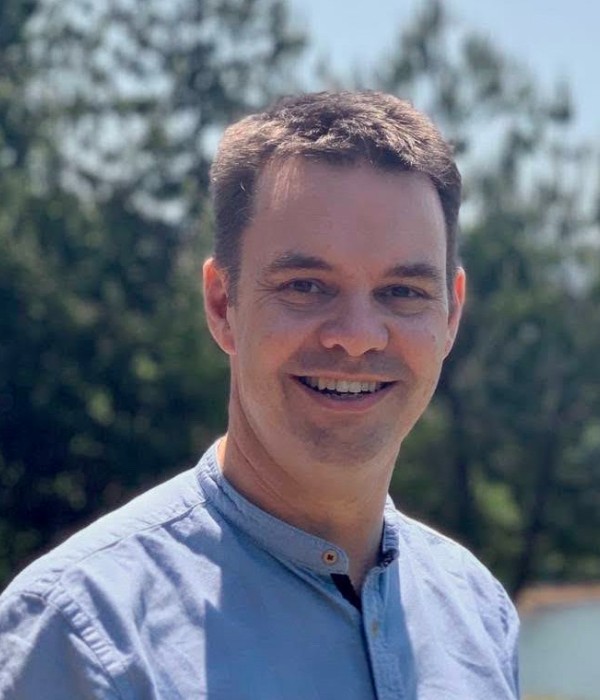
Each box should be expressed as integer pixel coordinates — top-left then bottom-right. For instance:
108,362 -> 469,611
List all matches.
25,496 -> 209,597
4,590 -> 125,699
495,578 -> 518,674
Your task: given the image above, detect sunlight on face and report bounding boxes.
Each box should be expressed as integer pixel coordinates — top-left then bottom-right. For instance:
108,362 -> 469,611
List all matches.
214,158 -> 463,480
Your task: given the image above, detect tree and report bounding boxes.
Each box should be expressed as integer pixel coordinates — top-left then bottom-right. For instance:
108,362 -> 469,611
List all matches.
0,0 -> 306,586
26,0 -> 305,225
374,0 -> 600,595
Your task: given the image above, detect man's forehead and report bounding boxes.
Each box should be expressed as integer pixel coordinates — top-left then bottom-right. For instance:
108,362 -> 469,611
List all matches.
253,157 -> 321,210
253,156 -> 436,214
243,157 -> 448,286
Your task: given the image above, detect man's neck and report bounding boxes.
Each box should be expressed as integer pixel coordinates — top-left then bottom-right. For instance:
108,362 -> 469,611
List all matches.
217,433 -> 393,591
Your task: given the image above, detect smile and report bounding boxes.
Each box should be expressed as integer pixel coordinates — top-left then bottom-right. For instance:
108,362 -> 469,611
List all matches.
297,376 -> 392,396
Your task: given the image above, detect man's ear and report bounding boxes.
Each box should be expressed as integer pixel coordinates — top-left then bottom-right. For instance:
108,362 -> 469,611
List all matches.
444,266 -> 466,357
203,257 -> 236,355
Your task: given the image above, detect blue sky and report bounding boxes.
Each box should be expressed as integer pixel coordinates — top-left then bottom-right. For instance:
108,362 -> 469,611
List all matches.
288,0 -> 599,142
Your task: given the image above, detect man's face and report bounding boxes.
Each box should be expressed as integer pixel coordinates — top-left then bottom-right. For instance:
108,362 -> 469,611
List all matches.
205,159 -> 464,477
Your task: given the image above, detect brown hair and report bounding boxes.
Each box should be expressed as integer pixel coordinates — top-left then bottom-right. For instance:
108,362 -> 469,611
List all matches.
210,90 -> 461,303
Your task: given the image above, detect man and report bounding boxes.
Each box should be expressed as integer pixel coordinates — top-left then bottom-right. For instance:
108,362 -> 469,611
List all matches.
0,91 -> 520,698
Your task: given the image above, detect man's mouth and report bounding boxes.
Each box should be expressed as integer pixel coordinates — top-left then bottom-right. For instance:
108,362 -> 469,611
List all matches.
296,376 -> 392,397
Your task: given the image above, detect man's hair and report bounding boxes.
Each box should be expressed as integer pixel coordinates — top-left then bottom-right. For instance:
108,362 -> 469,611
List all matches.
210,90 -> 461,303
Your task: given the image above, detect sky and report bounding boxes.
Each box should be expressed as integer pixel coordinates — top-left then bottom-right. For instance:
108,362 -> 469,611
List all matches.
287,0 -> 600,142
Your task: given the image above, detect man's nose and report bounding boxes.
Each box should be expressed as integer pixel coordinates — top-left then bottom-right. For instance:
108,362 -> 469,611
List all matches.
318,295 -> 389,356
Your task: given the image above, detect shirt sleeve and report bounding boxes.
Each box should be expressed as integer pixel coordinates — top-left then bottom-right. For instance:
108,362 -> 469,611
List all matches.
0,591 -> 121,700
496,581 -> 521,698
460,546 -> 521,699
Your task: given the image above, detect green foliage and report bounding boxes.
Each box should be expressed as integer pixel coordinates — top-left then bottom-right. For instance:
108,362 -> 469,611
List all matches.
382,0 -> 600,595
0,178 -> 230,583
0,0 -> 305,586
26,0 -> 306,225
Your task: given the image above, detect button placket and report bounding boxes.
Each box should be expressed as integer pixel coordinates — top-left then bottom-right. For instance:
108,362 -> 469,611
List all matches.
361,569 -> 403,699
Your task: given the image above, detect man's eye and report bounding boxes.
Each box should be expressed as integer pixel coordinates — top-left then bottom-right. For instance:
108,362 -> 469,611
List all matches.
378,285 -> 423,299
285,280 -> 323,294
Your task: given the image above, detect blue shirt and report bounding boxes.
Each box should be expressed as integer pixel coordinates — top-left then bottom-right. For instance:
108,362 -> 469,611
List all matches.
0,443 -> 519,699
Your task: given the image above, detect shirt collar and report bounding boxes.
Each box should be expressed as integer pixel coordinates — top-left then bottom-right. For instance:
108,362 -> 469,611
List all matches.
195,441 -> 400,576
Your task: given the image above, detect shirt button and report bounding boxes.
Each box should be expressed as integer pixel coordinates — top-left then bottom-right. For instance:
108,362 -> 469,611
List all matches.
371,620 -> 380,636
322,549 -> 338,565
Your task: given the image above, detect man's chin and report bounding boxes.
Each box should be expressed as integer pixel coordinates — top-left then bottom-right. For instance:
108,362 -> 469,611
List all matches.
296,424 -> 399,469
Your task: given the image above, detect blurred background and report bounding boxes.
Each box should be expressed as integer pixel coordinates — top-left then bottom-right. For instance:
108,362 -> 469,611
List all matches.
1,1 -> 599,698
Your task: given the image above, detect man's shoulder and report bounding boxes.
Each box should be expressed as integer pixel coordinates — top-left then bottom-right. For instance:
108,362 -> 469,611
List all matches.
391,508 -> 513,604
386,508 -> 520,695
0,452 -> 225,699
1,458 -> 212,605
392,507 -> 489,573
390,507 -> 518,637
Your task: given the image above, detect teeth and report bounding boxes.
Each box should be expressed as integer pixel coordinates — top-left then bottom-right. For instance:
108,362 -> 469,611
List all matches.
302,377 -> 384,394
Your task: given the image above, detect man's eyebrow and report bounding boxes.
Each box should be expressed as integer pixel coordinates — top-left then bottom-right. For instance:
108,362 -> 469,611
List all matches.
384,262 -> 445,286
263,255 -> 445,285
263,252 -> 333,275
